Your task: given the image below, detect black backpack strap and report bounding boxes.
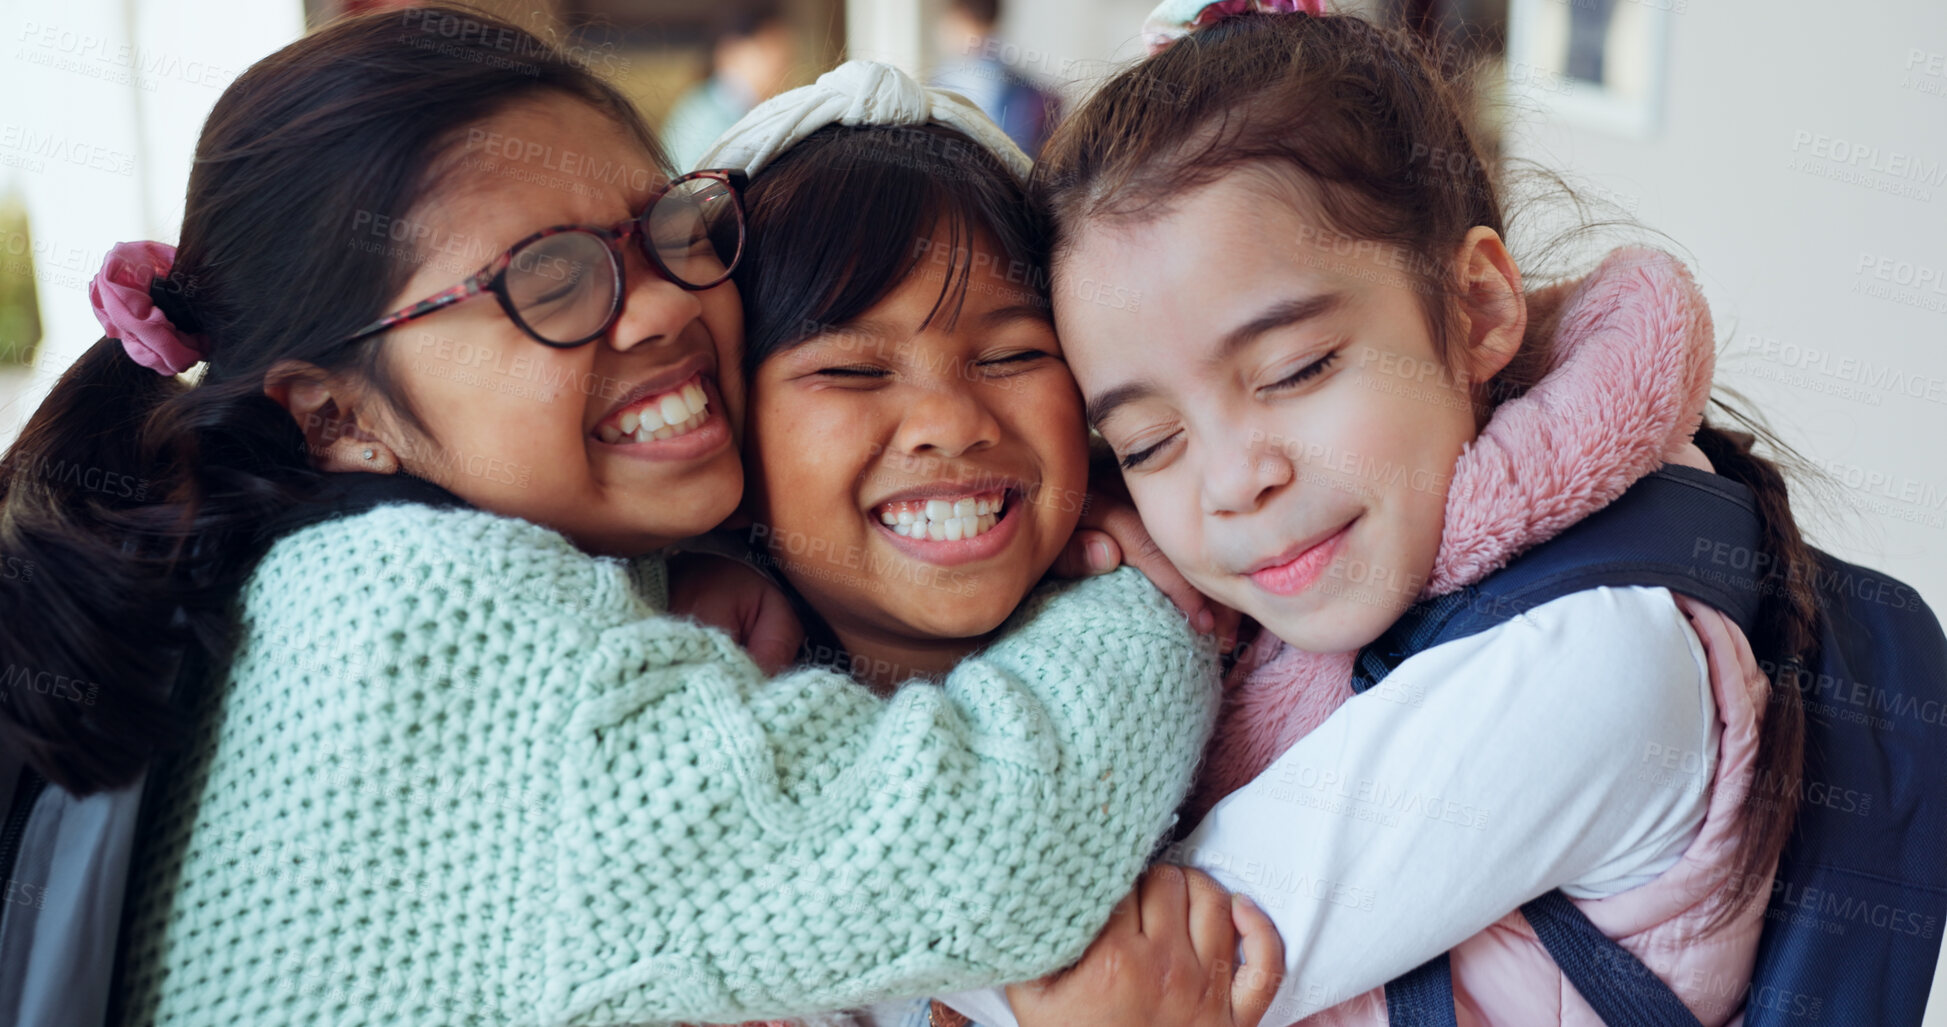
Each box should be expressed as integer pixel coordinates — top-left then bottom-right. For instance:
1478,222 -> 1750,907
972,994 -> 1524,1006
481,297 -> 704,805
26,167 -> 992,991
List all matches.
1353,466 -> 1765,1021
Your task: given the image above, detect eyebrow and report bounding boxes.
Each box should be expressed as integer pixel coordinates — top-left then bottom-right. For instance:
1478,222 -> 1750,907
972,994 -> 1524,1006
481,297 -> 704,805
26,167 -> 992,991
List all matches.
807,302 -> 1050,349
1084,291 -> 1348,429
978,302 -> 1054,328
808,317 -> 898,341
1211,291 -> 1346,364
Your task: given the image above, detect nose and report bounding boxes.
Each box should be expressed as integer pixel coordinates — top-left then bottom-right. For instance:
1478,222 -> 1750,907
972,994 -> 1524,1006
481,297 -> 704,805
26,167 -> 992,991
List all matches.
889,381 -> 1001,466
1201,429 -> 1295,516
606,243 -> 704,353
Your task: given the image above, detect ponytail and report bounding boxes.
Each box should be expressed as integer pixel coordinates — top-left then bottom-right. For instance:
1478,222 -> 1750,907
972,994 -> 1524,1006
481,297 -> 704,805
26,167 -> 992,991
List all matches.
1692,403 -> 1818,926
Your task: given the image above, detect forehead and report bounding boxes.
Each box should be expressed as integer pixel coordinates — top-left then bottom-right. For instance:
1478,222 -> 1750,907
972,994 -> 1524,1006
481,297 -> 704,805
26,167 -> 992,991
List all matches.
422,93 -> 660,241
899,234 -> 1046,315
1064,173 -> 1325,298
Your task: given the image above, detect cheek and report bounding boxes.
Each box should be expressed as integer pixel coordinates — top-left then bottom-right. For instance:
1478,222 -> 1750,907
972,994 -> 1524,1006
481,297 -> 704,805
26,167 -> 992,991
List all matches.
1126,477 -> 1202,573
748,388 -> 874,527
983,382 -> 1085,572
398,338 -> 575,455
1013,376 -> 1088,507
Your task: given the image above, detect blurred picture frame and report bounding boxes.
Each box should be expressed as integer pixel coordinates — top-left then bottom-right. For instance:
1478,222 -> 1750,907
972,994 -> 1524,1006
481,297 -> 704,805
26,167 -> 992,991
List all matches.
1506,0 -> 1672,139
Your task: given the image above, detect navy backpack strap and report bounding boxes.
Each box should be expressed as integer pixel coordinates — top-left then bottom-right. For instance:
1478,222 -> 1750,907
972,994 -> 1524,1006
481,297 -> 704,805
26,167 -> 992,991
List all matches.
1352,465 -> 1764,697
1428,464 -> 1765,641
1351,590 -> 1476,694
1520,892 -> 1704,1027
1355,466 -> 1764,1021
1384,952 -> 1459,1027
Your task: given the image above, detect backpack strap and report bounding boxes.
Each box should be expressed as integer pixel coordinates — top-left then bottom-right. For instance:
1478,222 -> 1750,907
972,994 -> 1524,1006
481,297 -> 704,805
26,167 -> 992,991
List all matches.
1353,464 -> 1765,694
1359,465 -> 1765,1024
1384,953 -> 1458,1027
1519,892 -> 1704,1027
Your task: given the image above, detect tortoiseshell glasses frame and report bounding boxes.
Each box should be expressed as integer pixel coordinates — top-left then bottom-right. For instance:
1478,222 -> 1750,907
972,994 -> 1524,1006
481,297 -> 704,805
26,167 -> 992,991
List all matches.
343,169 -> 748,348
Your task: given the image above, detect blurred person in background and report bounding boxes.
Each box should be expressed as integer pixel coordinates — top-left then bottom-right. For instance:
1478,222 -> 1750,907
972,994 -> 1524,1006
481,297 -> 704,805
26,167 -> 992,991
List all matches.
659,4 -> 798,170
930,0 -> 1060,157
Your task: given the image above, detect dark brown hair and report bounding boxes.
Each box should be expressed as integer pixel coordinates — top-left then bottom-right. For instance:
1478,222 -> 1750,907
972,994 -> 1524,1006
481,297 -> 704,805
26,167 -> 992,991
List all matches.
733,121 -> 1045,375
0,4 -> 662,795
1034,11 -> 1815,930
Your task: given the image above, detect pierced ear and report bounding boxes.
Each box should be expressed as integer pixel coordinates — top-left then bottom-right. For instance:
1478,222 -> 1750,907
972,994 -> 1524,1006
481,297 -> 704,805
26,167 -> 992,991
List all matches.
1453,226 -> 1528,385
262,360 -> 399,474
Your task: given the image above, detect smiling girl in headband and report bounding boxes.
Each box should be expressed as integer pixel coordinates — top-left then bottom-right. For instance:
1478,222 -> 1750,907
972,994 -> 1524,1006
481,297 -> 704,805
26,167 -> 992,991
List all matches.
666,57 -> 1286,1027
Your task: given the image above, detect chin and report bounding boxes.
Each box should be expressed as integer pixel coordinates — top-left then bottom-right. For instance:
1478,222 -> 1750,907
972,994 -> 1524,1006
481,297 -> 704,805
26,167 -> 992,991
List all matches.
678,471 -> 744,533
899,597 -> 1017,643
1250,597 -> 1397,657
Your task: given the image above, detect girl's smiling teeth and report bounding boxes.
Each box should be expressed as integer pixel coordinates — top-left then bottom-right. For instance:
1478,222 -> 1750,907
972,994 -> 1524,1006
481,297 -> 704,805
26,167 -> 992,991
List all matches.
876,491 -> 1006,541
596,377 -> 710,444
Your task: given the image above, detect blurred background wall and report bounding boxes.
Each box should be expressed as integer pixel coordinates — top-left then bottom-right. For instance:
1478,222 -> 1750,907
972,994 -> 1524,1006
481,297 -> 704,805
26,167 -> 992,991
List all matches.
1,4 -> 1943,1010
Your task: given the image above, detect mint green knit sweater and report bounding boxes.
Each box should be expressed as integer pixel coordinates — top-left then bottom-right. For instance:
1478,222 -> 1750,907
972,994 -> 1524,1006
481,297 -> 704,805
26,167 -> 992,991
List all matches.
114,501 -> 1218,1026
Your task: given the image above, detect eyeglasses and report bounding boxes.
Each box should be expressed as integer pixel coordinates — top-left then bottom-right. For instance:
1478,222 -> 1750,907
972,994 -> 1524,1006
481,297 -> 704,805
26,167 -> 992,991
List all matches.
345,169 -> 748,348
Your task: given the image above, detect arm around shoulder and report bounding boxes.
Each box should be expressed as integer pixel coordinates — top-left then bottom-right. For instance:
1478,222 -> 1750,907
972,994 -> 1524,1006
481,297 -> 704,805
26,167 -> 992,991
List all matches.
545,564 -> 1222,1022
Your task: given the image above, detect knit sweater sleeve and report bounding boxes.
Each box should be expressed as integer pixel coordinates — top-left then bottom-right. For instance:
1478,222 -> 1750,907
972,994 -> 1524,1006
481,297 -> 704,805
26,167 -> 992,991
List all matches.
122,501 -> 1218,1027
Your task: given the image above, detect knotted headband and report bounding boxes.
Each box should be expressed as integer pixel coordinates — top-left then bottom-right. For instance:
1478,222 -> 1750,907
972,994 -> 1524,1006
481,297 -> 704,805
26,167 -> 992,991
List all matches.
697,59 -> 1031,185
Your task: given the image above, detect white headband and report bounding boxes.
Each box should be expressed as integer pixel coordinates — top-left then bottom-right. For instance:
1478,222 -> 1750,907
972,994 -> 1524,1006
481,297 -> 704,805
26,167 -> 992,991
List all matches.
695,59 -> 1033,184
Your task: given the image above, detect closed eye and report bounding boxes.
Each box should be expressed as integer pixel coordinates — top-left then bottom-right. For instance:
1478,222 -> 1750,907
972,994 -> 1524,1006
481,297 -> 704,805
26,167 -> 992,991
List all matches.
815,365 -> 891,378
529,277 -> 581,306
1119,430 -> 1181,471
1264,350 -> 1340,392
977,351 -> 1054,376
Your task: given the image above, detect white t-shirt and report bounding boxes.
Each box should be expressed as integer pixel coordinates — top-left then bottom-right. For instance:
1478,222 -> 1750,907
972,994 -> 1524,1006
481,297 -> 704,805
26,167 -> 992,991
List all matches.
941,585 -> 1719,1026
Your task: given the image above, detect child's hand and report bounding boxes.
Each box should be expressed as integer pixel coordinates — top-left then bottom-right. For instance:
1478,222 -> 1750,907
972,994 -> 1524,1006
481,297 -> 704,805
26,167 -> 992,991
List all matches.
667,554 -> 804,675
1054,483 -> 1242,645
1007,866 -> 1285,1027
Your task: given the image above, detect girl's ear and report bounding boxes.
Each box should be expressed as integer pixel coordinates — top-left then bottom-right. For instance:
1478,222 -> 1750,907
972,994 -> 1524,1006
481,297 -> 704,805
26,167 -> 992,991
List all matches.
1452,226 -> 1527,386
263,360 -> 400,474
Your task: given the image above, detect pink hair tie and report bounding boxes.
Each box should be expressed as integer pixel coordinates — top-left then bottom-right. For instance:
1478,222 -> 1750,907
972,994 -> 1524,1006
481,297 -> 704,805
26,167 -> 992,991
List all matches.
90,240 -> 208,376
1142,0 -> 1326,54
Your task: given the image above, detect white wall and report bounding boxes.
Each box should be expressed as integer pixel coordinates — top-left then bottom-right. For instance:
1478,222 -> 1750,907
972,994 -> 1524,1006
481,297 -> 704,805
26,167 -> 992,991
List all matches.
1502,0 -> 1947,620
1496,5 -> 1947,1021
0,0 -> 304,433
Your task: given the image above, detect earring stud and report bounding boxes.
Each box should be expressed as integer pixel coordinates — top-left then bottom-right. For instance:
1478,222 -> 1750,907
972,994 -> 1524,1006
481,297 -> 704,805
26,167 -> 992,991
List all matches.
363,448 -> 375,461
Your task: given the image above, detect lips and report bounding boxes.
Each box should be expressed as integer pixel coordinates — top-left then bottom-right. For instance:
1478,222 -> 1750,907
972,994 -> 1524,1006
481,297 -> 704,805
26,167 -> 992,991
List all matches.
1246,520 -> 1354,597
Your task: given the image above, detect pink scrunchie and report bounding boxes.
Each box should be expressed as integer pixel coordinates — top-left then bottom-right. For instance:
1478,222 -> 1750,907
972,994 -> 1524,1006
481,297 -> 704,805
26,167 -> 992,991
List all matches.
90,240 -> 207,376
1142,0 -> 1326,54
